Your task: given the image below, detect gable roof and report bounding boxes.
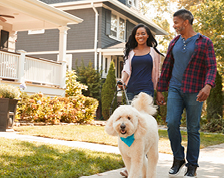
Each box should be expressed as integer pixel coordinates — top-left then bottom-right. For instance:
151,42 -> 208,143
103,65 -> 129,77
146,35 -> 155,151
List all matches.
49,0 -> 168,35
0,0 -> 83,31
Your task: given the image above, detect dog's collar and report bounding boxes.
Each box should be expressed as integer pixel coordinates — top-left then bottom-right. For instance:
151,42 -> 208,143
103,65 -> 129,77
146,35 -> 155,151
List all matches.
120,134 -> 135,147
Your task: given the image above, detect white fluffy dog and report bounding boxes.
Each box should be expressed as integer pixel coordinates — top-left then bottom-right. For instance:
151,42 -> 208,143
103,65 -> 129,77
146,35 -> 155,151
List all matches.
105,92 -> 159,178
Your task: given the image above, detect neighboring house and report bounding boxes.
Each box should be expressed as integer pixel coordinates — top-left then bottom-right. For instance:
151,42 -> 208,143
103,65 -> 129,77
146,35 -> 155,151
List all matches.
0,0 -> 82,96
16,0 -> 167,80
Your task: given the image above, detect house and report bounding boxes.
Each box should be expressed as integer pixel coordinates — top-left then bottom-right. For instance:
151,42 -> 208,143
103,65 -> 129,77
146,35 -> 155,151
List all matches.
16,0 -> 168,80
0,0 -> 83,96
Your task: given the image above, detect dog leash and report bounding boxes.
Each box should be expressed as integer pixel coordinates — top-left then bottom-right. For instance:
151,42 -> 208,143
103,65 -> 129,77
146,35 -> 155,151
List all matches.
109,81 -> 130,116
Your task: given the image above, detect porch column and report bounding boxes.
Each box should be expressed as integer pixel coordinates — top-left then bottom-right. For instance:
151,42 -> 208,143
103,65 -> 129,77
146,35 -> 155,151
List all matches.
58,26 -> 70,89
16,50 -> 26,84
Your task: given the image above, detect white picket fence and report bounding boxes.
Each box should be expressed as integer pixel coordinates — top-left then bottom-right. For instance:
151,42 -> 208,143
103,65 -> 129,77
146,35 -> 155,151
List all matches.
0,50 -> 63,87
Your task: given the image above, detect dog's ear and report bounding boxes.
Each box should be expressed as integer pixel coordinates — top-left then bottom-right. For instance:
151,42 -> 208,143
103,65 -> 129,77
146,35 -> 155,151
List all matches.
105,114 -> 117,136
134,115 -> 148,139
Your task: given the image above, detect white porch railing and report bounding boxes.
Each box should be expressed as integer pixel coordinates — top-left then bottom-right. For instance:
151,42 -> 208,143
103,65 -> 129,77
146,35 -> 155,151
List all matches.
0,50 -> 65,88
24,56 -> 61,86
0,50 -> 19,80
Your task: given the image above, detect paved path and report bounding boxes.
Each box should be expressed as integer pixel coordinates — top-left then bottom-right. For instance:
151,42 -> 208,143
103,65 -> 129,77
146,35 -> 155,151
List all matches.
1,131 -> 224,178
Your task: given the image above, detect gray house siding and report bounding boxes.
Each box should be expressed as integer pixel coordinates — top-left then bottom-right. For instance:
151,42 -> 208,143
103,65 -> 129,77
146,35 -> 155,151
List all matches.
30,54 -> 58,62
16,8 -> 95,51
118,0 -> 127,5
16,29 -> 59,52
72,52 -> 95,69
66,9 -> 95,50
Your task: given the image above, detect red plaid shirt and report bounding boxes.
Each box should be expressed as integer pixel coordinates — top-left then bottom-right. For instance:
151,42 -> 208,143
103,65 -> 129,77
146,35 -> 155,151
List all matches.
157,34 -> 217,93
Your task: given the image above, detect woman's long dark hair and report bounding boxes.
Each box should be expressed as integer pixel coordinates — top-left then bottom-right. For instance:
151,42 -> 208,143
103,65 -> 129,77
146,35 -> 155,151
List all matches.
124,24 -> 163,61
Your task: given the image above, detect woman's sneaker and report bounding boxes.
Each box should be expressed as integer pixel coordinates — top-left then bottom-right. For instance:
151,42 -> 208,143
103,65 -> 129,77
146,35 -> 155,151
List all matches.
184,165 -> 197,178
169,158 -> 185,177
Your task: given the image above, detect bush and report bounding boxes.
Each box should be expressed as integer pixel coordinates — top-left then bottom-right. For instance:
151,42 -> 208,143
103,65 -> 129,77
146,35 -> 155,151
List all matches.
76,61 -> 103,120
101,61 -> 117,120
206,71 -> 223,121
203,71 -> 223,132
76,61 -> 102,101
16,93 -> 98,124
16,70 -> 98,124
65,70 -> 87,97
201,115 -> 224,133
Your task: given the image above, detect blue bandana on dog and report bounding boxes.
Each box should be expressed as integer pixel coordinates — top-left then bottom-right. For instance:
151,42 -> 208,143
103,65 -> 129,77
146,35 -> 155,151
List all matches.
120,134 -> 135,147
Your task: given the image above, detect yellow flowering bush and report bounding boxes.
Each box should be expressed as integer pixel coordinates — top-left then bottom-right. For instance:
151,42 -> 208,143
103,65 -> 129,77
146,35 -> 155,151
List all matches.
16,92 -> 98,124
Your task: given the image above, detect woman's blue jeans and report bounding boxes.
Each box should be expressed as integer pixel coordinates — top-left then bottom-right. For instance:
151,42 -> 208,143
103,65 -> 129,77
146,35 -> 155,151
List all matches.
166,87 -> 203,167
127,90 -> 154,102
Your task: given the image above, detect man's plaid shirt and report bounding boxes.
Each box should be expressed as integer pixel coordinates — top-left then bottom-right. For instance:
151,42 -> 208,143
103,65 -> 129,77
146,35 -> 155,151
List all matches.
157,33 -> 217,93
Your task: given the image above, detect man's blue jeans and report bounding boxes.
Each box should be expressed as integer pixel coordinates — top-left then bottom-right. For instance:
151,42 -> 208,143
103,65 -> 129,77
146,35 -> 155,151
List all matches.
166,87 -> 203,167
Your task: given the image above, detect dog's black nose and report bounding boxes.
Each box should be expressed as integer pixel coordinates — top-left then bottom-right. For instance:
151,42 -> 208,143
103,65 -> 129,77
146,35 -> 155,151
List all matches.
120,123 -> 126,129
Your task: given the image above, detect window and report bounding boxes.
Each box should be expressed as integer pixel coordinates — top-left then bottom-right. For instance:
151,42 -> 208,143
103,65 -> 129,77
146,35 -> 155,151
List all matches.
0,30 -> 9,50
128,0 -> 138,8
119,18 -> 125,40
111,14 -> 117,37
105,58 -> 108,73
28,29 -> 45,35
110,14 -> 125,41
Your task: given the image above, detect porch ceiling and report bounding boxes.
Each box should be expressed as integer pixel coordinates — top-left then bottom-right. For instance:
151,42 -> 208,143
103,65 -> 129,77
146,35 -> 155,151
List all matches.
0,0 -> 83,32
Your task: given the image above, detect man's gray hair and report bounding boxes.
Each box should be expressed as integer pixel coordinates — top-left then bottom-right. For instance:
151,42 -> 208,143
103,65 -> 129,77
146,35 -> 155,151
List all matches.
173,9 -> 194,25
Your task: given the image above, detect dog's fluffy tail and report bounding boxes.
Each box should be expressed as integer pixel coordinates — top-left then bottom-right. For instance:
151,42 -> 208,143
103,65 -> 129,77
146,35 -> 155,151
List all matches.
131,92 -> 157,116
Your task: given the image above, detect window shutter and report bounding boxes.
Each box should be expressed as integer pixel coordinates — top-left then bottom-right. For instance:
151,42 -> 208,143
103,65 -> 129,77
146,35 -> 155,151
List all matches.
126,20 -> 135,41
105,9 -> 111,36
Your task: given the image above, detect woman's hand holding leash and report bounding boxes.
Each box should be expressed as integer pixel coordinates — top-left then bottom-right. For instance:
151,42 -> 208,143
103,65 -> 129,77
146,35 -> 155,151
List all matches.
117,80 -> 127,90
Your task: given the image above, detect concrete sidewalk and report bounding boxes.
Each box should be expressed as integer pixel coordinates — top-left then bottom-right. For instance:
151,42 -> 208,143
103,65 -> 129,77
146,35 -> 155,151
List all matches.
1,131 -> 224,178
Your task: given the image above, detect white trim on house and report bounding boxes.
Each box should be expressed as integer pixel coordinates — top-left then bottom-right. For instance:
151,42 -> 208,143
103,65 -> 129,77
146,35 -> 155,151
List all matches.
26,48 -> 124,56
53,2 -> 104,10
28,29 -> 45,35
26,49 -> 95,55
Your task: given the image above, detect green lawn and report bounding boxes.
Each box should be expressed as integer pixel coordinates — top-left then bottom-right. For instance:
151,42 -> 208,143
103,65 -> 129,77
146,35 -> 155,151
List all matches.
1,124 -> 224,177
0,137 -> 124,178
14,125 -> 224,154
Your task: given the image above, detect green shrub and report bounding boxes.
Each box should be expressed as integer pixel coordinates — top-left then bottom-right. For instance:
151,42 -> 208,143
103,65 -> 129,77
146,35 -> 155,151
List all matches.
76,60 -> 103,119
16,93 -> 98,124
101,61 -> 117,120
207,71 -> 223,121
76,61 -> 102,101
203,71 -> 223,132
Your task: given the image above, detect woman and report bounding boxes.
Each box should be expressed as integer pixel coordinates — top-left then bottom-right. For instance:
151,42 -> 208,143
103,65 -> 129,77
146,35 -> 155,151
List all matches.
119,24 -> 163,177
119,23 -> 162,101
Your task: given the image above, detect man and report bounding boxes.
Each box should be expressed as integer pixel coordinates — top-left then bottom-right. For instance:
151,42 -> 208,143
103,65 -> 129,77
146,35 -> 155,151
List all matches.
157,9 -> 217,178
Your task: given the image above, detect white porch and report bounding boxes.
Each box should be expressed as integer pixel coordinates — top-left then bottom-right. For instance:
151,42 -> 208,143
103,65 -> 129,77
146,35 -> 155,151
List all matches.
0,0 -> 83,96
